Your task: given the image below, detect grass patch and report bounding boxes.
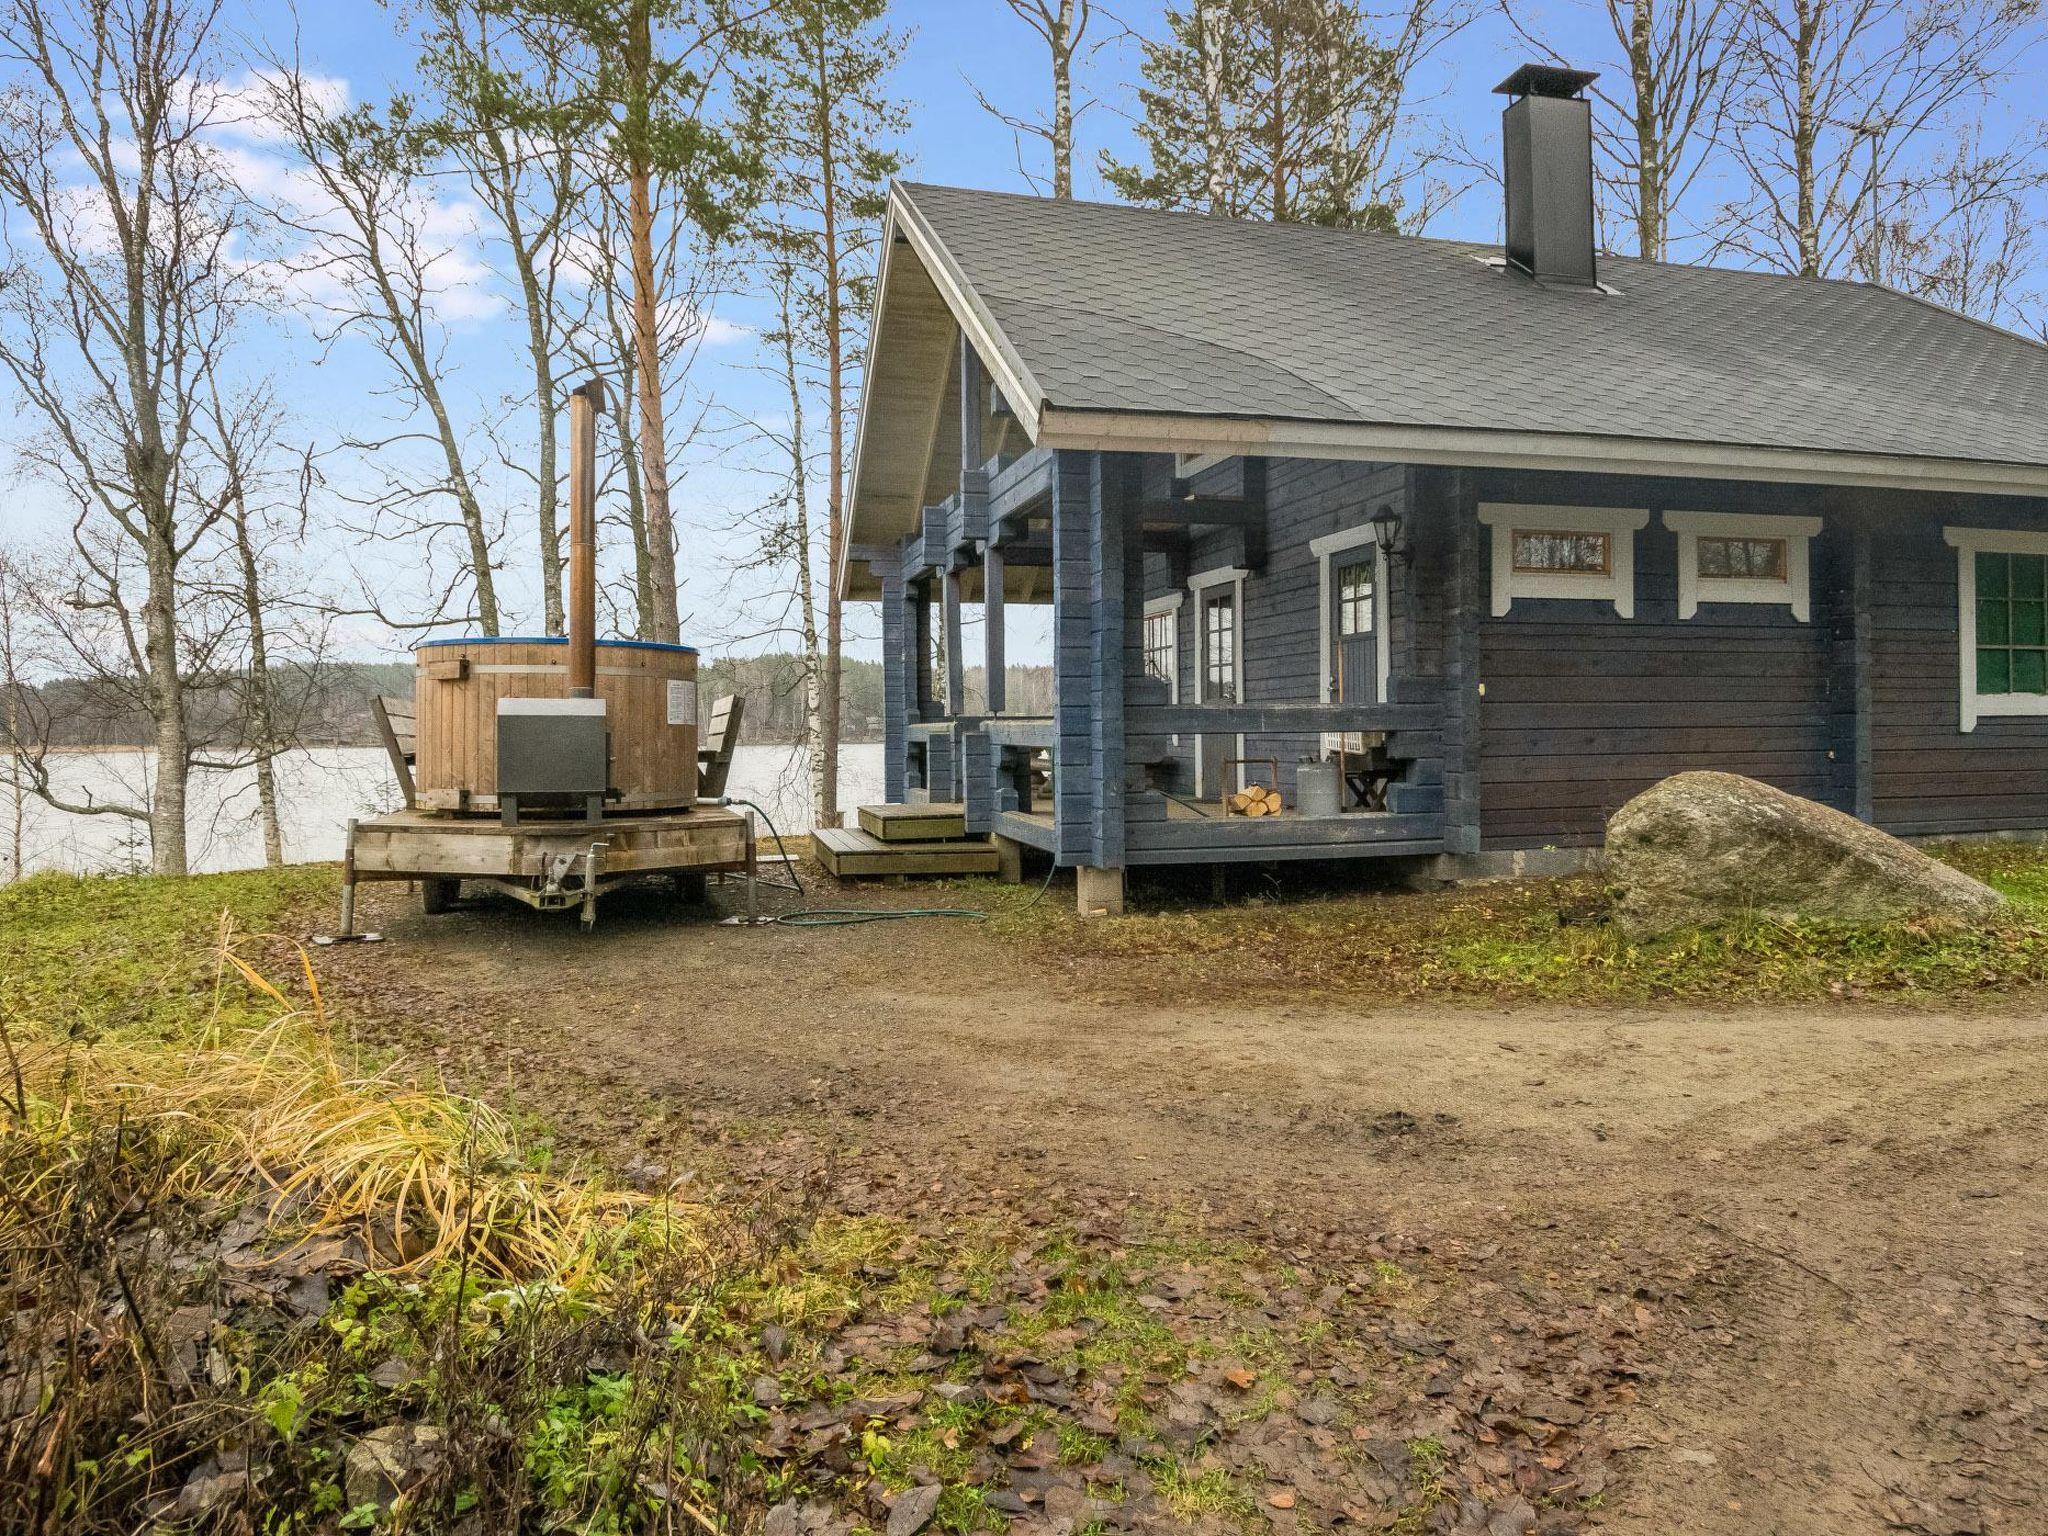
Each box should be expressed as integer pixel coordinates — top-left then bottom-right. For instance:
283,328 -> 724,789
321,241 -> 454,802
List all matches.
971,841 -> 2048,1005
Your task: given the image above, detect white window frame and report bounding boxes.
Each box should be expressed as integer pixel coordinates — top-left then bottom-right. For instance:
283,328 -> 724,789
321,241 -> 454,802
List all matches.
1187,565 -> 1248,795
1943,526 -> 2048,732
1665,510 -> 1820,621
1478,503 -> 1648,618
1309,526 -> 1391,708
1142,593 -> 1182,703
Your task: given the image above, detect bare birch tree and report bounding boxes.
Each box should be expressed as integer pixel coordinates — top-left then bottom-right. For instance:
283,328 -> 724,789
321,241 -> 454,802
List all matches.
1722,0 -> 2041,279
0,556 -> 26,881
0,0 -> 252,875
972,0 -> 1097,197
261,64 -> 504,634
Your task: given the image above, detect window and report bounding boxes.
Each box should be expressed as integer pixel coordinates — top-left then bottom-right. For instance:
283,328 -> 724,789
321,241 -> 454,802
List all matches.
1336,559 -> 1375,635
1203,591 -> 1237,701
1666,511 -> 1819,620
1513,530 -> 1610,575
1942,528 -> 2048,731
1478,504 -> 1648,617
1142,598 -> 1179,692
1973,550 -> 2048,696
1698,537 -> 1785,580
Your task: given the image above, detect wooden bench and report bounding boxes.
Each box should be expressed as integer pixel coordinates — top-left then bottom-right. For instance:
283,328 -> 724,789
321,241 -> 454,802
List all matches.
698,693 -> 744,799
371,694 -> 417,808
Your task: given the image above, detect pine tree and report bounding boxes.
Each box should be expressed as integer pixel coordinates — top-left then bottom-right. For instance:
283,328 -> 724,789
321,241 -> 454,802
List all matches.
1103,0 -> 1454,230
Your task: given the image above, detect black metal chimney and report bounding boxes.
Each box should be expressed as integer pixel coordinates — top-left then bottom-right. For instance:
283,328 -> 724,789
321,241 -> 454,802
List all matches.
1494,64 -> 1600,287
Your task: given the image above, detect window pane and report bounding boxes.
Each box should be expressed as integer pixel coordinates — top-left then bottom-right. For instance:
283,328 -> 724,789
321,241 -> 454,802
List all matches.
1696,536 -> 1787,581
2015,650 -> 2048,694
1513,530 -> 1609,574
1337,559 -> 1373,636
2017,556 -> 2046,600
2015,603 -> 2046,647
1979,599 -> 2011,643
1741,539 -> 1786,578
1978,551 -> 2011,597
1979,648 -> 2012,694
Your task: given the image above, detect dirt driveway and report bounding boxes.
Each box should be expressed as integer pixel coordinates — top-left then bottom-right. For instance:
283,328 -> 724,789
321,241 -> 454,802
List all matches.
328,877 -> 2048,1535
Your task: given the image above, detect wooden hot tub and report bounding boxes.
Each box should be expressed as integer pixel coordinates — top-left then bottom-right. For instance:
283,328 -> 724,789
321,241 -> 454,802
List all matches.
412,636 -> 699,813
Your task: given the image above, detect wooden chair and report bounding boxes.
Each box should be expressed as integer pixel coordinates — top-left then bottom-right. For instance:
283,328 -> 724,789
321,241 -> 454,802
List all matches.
697,693 -> 744,799
370,694 -> 418,808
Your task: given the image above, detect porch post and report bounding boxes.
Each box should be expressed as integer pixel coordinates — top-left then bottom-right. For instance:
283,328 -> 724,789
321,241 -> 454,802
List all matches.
983,545 -> 1006,715
1051,450 -> 1095,871
1821,512 -> 1875,821
1440,469 -> 1484,856
877,559 -> 909,803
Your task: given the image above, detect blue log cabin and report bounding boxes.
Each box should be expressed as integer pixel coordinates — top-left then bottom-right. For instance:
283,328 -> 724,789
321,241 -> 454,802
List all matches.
838,65 -> 2048,914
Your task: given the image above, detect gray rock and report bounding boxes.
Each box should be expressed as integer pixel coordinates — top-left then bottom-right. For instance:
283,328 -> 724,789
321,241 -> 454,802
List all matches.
1607,772 -> 2005,936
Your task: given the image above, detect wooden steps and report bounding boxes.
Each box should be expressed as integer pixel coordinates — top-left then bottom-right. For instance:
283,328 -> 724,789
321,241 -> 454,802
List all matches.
813,825 -> 999,879
858,802 -> 967,841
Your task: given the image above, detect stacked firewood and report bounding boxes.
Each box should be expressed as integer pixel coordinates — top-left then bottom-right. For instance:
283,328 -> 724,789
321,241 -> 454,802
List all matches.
1227,784 -> 1284,816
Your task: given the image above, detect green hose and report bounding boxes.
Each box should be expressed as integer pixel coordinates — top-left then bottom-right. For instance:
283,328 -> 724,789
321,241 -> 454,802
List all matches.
769,907 -> 987,927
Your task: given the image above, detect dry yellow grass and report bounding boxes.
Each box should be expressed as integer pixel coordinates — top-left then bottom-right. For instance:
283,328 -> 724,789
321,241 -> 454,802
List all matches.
3,916 -> 711,1286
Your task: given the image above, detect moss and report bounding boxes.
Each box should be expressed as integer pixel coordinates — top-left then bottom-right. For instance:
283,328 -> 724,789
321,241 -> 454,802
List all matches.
0,864 -> 333,1039
983,844 -> 2048,1006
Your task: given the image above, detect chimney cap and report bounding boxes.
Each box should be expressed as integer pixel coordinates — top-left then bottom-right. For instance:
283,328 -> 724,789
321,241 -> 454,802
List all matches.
1494,63 -> 1599,99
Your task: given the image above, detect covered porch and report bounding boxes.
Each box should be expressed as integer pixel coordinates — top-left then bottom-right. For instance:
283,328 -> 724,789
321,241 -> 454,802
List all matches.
847,336 -> 1453,910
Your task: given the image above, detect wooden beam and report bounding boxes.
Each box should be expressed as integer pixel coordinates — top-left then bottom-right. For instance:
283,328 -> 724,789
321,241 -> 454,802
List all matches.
1137,497 -> 1265,529
1127,700 -> 1439,736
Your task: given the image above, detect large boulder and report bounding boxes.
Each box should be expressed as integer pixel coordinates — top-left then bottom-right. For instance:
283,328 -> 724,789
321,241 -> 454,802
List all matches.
1606,771 -> 2005,936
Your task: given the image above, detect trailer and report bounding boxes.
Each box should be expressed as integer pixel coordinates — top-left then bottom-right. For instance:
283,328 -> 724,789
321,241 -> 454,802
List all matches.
335,803 -> 757,936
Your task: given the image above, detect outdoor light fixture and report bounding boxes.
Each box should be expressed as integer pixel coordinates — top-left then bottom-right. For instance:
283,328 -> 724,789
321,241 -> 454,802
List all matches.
1371,503 -> 1410,565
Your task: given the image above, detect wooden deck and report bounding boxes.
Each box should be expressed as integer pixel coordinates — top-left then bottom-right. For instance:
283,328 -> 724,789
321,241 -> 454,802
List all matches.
857,801 -> 967,842
813,825 -> 999,878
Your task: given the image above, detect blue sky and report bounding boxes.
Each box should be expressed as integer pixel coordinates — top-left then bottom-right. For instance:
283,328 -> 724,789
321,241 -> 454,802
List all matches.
8,1 -> 2040,669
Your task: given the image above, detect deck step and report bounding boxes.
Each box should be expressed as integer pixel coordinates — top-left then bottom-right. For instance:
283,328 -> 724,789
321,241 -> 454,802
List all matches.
1387,782 -> 1445,814
857,802 -> 968,842
813,826 -> 999,879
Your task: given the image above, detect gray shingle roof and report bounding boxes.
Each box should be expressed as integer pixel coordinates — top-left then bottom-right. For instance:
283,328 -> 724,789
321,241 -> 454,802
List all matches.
899,181 -> 2048,468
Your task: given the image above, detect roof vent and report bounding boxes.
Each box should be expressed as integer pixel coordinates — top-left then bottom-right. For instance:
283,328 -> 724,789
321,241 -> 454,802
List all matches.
1494,64 -> 1599,287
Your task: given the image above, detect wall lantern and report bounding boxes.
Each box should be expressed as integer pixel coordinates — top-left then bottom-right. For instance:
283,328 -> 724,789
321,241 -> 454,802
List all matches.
1370,502 -> 1410,566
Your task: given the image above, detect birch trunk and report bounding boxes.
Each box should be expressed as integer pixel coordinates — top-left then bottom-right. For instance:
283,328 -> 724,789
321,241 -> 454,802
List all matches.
227,479 -> 285,867
1629,0 -> 1665,260
813,19 -> 844,828
1050,0 -> 1075,199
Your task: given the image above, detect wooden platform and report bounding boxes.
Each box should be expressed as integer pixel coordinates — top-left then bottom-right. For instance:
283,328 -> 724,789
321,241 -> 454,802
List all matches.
857,801 -> 967,842
350,805 -> 751,880
813,825 -> 999,878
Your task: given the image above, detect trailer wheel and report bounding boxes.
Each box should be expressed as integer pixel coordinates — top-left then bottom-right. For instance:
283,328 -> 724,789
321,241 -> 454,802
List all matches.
420,878 -> 459,915
673,871 -> 709,905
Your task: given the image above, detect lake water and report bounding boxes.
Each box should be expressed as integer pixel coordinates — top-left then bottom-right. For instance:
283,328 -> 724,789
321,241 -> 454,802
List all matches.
4,742 -> 886,878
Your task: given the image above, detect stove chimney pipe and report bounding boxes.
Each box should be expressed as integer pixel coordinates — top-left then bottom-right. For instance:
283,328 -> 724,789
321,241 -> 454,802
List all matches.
566,377 -> 604,699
